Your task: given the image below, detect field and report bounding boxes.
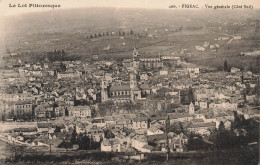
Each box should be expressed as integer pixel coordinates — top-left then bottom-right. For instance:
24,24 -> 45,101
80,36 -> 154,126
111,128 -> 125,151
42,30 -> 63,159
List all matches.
2,8 -> 260,71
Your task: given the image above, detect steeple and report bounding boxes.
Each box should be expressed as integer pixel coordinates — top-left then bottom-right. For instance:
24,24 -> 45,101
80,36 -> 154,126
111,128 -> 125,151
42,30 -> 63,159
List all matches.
189,102 -> 195,115
132,46 -> 139,71
130,72 -> 137,89
133,46 -> 138,57
101,77 -> 108,102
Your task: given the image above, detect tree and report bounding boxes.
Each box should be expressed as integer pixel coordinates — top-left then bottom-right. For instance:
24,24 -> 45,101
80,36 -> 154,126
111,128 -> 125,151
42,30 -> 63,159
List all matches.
91,108 -> 97,118
188,86 -> 194,104
60,62 -> 66,72
233,111 -> 241,129
54,126 -> 61,133
187,133 -> 208,151
218,121 -> 225,131
65,108 -> 69,116
168,122 -> 181,134
104,129 -> 115,139
78,134 -> 90,150
71,126 -> 78,145
147,117 -> 151,129
179,122 -> 185,133
224,60 -> 228,72
123,101 -> 142,112
233,111 -> 246,129
165,104 -> 179,113
130,29 -> 134,35
165,115 -> 170,134
98,100 -> 114,116
243,118 -> 259,143
166,135 -> 170,161
2,113 -> 6,121
214,130 -> 237,149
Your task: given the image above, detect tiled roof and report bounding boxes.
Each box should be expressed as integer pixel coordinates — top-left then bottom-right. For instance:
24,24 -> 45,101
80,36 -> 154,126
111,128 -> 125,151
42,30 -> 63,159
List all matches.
147,134 -> 166,142
104,116 -> 114,121
139,84 -> 150,90
148,127 -> 162,133
168,113 -> 192,119
37,122 -> 52,128
191,119 -> 204,123
142,144 -> 154,150
110,85 -> 131,91
189,122 -> 216,128
15,100 -> 32,105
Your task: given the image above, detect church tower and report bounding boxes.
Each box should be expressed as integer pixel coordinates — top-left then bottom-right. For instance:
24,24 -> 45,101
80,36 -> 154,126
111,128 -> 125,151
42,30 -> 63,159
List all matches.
101,78 -> 108,102
132,46 -> 139,70
130,72 -> 137,101
130,72 -> 137,89
133,46 -> 138,57
189,102 -> 195,115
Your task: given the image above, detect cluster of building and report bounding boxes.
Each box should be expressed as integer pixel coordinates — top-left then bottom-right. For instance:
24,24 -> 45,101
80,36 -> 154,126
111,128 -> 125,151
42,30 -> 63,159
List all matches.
1,46 -> 260,153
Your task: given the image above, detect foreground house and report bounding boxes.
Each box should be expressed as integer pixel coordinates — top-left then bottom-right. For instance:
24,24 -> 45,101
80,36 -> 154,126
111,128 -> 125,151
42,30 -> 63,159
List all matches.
37,122 -> 53,133
101,138 -> 121,152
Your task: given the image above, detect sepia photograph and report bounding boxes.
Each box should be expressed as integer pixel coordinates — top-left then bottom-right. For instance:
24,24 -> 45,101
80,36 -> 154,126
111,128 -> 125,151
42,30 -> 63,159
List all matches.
0,0 -> 259,164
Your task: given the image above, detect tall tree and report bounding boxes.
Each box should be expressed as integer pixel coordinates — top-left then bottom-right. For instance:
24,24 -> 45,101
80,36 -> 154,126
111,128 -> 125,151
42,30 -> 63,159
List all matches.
60,62 -> 66,72
218,121 -> 225,131
233,111 -> 241,129
71,125 -> 78,145
165,115 -> 170,134
130,29 -> 134,35
224,60 -> 228,72
188,86 -> 194,104
91,108 -> 97,118
147,117 -> 151,129
78,134 -> 90,150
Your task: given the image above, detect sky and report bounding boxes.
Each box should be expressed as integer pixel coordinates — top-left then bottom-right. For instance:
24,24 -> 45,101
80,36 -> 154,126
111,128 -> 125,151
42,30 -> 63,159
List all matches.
0,0 -> 259,17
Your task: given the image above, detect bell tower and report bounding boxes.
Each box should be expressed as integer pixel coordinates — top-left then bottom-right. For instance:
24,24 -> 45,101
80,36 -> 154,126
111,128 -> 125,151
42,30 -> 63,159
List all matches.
189,102 -> 195,115
133,46 -> 139,70
130,72 -> 137,101
130,72 -> 137,89
101,78 -> 108,102
133,46 -> 138,57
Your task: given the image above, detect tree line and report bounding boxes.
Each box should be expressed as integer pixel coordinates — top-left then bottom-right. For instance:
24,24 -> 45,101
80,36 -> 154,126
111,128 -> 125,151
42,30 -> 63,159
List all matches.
86,29 -> 134,40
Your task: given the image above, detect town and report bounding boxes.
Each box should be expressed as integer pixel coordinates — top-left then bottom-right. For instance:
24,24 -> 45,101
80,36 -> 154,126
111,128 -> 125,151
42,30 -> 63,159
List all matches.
0,7 -> 259,164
